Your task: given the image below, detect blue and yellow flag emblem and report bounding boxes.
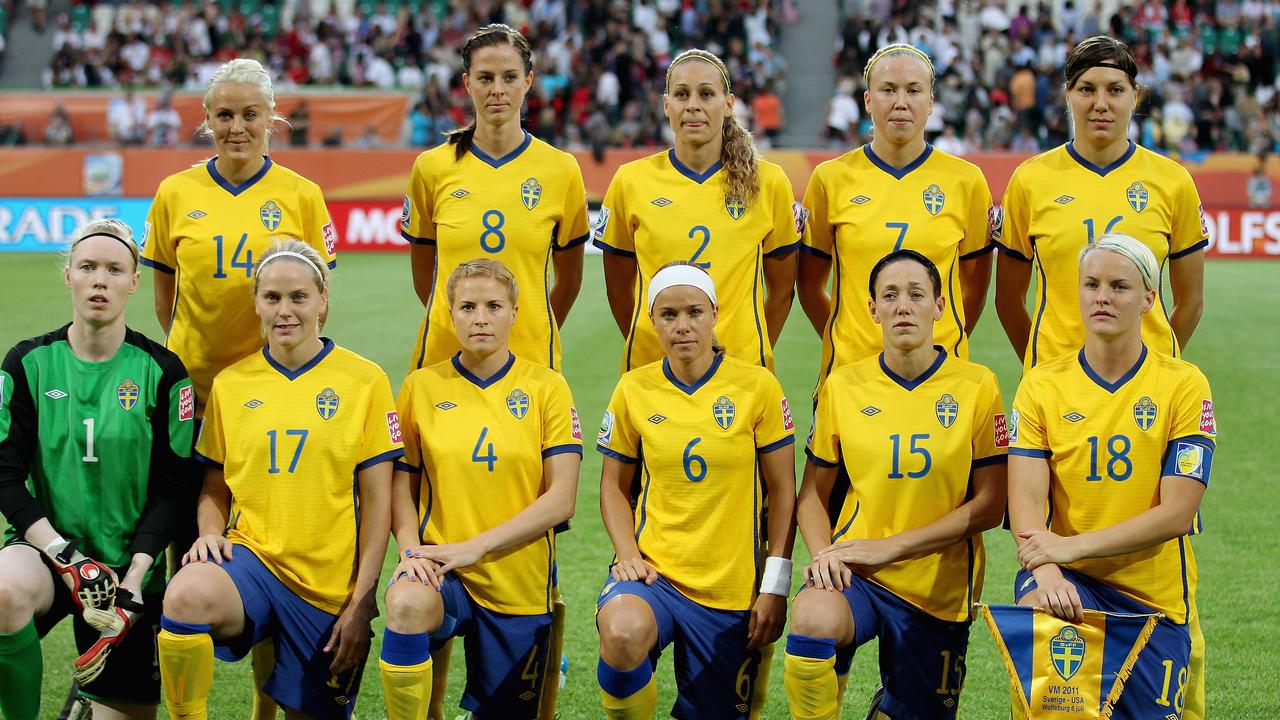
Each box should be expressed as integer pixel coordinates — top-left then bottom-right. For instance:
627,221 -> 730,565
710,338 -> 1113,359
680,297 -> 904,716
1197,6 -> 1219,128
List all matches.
117,379 -> 140,411
1133,396 -> 1158,432
1126,182 -> 1149,213
507,388 -> 530,419
923,184 -> 945,216
260,200 -> 282,231
521,178 -> 542,210
725,196 -> 746,220
713,395 -> 736,430
316,388 -> 340,420
935,393 -> 959,428
979,604 -> 1159,719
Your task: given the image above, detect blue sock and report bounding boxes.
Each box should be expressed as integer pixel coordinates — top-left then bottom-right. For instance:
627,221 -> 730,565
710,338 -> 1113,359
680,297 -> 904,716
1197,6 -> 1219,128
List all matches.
786,633 -> 837,659
598,658 -> 653,699
381,628 -> 431,666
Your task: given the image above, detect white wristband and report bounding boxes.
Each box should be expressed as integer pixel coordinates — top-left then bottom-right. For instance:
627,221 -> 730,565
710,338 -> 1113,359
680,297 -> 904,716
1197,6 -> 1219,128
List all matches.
758,556 -> 793,597
43,535 -> 68,556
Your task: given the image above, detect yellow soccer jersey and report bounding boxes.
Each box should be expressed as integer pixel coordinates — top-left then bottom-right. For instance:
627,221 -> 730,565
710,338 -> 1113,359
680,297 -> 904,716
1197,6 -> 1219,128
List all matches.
195,340 -> 404,614
396,353 -> 583,616
593,149 -> 802,372
807,349 -> 1007,622
1010,346 -> 1217,624
401,133 -> 590,372
1000,141 -> 1209,369
803,144 -> 995,388
141,158 -> 338,416
596,354 -> 795,611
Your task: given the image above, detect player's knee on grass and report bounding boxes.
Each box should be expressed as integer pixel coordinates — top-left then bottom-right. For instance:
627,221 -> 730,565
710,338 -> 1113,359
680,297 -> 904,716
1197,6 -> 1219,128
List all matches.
597,596 -> 658,669
384,578 -> 445,634
0,546 -> 53,632
790,587 -> 854,644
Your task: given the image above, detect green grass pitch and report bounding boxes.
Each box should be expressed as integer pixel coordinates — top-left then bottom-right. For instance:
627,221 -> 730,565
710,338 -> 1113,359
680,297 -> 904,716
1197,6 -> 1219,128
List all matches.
4,253 -> 1276,718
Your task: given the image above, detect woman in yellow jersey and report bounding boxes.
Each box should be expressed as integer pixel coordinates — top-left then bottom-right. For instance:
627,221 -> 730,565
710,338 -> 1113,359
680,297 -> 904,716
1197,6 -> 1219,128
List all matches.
402,23 -> 589,373
784,249 -> 1007,720
994,36 -> 1207,371
156,241 -> 400,720
797,44 -> 996,389
1008,233 -> 1215,720
377,259 -> 581,720
595,49 -> 800,372
595,263 -> 796,719
140,57 -> 337,718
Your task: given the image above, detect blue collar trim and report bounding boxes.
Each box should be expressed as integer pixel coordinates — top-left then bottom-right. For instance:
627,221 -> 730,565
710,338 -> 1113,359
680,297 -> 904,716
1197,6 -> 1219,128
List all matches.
263,337 -> 334,380
863,143 -> 933,180
663,352 -> 725,395
1065,140 -> 1136,177
206,156 -> 273,196
452,352 -> 515,389
1078,345 -> 1147,393
667,148 -> 722,184
879,346 -> 947,391
469,131 -> 532,168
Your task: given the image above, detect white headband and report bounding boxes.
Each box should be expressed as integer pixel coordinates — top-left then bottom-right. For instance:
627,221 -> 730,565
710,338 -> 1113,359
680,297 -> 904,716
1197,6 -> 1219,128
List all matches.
647,265 -> 717,312
255,250 -> 324,281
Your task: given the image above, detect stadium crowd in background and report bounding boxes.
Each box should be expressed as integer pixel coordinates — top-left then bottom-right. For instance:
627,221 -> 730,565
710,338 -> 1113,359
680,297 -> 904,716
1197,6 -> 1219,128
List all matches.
829,0 -> 1280,157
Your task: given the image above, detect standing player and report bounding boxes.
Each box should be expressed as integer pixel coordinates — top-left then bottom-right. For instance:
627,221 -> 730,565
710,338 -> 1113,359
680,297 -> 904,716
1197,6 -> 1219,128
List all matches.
0,219 -> 194,720
595,263 -> 796,719
140,57 -> 338,718
1008,234 -> 1215,720
595,48 -> 800,373
402,23 -> 589,373
378,259 -> 581,720
157,241 -> 400,719
783,250 -> 1007,720
993,38 -> 1209,717
797,43 -> 997,389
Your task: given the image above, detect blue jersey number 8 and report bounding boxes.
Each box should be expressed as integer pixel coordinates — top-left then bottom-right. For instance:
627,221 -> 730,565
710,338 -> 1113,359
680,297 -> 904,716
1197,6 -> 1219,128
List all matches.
480,210 -> 506,253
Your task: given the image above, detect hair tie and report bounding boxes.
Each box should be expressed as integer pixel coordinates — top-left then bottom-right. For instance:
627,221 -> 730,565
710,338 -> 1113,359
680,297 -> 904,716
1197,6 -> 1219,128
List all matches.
668,52 -> 732,94
72,232 -> 139,265
255,250 -> 324,281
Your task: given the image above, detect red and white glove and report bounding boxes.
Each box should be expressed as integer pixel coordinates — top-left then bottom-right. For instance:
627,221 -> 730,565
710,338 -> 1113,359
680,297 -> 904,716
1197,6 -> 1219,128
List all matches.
45,538 -> 119,614
73,588 -> 145,685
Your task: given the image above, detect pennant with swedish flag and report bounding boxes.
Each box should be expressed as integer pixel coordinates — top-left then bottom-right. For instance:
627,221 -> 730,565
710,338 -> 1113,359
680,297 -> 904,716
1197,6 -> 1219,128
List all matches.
978,604 -> 1160,719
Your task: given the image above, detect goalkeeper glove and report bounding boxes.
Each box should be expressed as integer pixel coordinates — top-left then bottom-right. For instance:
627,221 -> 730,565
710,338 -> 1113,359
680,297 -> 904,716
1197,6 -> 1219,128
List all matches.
73,588 -> 145,686
45,537 -> 118,614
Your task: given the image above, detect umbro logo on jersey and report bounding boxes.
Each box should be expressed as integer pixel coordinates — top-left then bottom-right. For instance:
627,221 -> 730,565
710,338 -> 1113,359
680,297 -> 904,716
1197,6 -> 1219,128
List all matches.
1054,195 -> 1075,205
850,195 -> 871,205
44,389 -> 68,400
186,210 -> 207,220
860,406 -> 881,417
451,189 -> 470,199
244,399 -> 264,409
1063,412 -> 1086,423
648,414 -> 667,424
435,401 -> 457,411
650,197 -> 673,207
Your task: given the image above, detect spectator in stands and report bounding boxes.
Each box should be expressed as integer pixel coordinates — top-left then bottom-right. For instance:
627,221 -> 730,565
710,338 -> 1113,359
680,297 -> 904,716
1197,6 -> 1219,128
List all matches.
1248,160 -> 1273,208
107,88 -> 145,145
43,105 -> 74,146
146,93 -> 182,148
752,81 -> 784,148
288,101 -> 310,147
934,124 -> 968,156
825,77 -> 860,148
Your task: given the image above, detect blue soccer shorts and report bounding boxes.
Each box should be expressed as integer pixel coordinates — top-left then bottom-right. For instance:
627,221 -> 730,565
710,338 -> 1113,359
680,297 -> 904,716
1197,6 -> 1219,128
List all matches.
215,545 -> 369,719
1015,567 -> 1193,720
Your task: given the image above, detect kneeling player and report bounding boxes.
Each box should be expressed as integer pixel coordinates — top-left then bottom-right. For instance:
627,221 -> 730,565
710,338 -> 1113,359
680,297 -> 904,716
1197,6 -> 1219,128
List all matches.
158,240 -> 401,719
0,219 -> 194,719
784,250 -> 1007,720
595,263 -> 796,719
379,259 -> 581,720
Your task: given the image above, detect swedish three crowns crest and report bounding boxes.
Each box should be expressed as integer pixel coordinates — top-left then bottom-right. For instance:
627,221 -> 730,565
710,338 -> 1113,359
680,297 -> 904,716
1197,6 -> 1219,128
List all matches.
923,184 -> 945,216
260,199 -> 283,231
1126,181 -> 1148,213
935,393 -> 958,428
1133,396 -> 1157,431
712,395 -> 736,430
316,388 -> 340,420
521,178 -> 542,210
117,379 -> 140,411
507,388 -> 530,419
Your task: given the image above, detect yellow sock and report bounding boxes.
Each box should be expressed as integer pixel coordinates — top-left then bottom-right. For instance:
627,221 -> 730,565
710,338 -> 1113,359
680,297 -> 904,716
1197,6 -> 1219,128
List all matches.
836,672 -> 849,708
381,656 -> 434,720
749,642 -> 774,720
250,639 -> 278,720
158,624 -> 215,720
784,635 -> 840,720
601,675 -> 657,719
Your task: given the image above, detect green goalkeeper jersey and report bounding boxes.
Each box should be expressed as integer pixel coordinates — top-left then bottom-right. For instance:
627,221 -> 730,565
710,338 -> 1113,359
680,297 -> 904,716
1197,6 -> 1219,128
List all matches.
0,324 -> 195,593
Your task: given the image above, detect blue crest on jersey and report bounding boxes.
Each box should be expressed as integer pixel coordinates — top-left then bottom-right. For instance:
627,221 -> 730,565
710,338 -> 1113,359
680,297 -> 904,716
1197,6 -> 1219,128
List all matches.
1126,182 -> 1149,213
935,393 -> 959,428
1050,627 -> 1086,681
117,378 -> 139,411
521,178 -> 542,210
260,200 -> 283,231
1133,396 -> 1158,431
713,395 -> 736,430
507,388 -> 530,420
923,184 -> 945,216
725,196 -> 746,220
316,387 -> 340,420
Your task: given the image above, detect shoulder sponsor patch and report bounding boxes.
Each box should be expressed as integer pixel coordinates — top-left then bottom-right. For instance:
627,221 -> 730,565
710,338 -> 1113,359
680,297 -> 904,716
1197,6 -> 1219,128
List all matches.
570,407 -> 583,440
387,410 -> 403,444
400,195 -> 412,230
1197,203 -> 1209,238
791,201 -> 810,236
592,206 -> 611,244
988,205 -> 1004,244
597,410 -> 615,447
781,397 -> 795,431
994,413 -> 1009,448
1175,442 -> 1205,479
322,221 -> 337,256
178,385 -> 195,421
1008,408 -> 1020,444
1199,399 -> 1216,435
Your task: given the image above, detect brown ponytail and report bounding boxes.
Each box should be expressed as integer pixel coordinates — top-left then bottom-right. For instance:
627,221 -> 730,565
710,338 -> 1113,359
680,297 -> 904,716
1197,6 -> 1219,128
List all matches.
445,23 -> 534,161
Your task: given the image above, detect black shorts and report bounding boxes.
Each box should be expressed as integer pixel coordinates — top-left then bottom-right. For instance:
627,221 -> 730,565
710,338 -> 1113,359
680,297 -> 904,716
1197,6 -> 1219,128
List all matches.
11,540 -> 164,705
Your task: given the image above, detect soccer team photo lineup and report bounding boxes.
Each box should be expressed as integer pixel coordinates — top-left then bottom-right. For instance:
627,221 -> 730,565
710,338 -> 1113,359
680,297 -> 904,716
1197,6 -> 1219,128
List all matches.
0,3 -> 1276,719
